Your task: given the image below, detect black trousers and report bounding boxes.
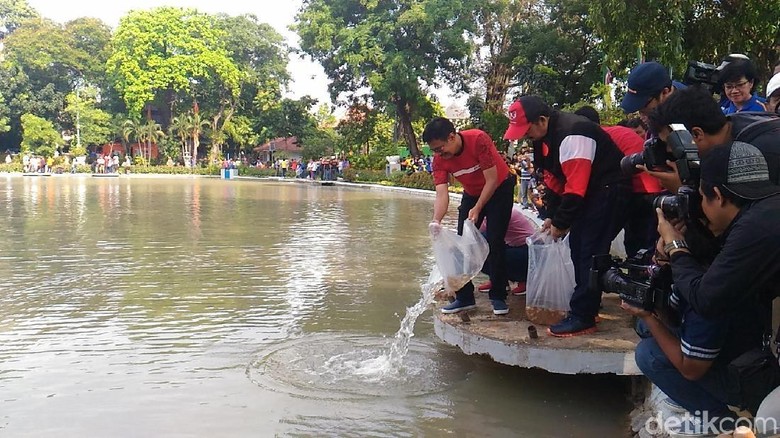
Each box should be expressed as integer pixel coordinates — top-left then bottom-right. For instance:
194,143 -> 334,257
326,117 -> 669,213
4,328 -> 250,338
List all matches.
568,184 -> 630,321
623,193 -> 660,257
455,174 -> 516,302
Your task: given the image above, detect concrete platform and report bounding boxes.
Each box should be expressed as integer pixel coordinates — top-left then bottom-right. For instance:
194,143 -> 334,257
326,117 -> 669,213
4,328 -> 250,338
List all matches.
433,291 -> 641,375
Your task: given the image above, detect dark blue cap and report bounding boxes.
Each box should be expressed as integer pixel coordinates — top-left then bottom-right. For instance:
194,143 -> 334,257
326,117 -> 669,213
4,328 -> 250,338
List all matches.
620,62 -> 672,114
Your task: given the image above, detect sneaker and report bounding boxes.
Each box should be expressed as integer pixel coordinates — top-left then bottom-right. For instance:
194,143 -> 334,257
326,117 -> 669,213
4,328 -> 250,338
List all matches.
491,299 -> 509,315
661,397 -> 688,414
477,281 -> 492,292
548,314 -> 596,337
441,299 -> 476,314
511,282 -> 526,296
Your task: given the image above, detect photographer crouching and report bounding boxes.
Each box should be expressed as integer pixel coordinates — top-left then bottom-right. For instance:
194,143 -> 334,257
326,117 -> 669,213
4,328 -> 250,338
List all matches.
621,141 -> 780,436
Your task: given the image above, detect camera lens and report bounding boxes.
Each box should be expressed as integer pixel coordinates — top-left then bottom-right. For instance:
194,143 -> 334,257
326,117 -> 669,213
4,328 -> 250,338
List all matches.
653,194 -> 682,219
620,153 -> 644,175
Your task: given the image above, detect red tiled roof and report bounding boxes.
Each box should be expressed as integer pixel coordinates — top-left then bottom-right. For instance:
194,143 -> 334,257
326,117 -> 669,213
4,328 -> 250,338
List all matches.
254,137 -> 301,152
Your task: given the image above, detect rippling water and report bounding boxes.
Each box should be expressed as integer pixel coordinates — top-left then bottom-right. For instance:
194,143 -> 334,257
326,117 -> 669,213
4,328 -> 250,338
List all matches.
0,176 -> 631,437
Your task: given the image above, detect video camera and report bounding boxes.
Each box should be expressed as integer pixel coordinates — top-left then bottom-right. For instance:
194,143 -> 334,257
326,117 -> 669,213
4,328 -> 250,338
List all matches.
683,61 -> 720,92
590,249 -> 673,312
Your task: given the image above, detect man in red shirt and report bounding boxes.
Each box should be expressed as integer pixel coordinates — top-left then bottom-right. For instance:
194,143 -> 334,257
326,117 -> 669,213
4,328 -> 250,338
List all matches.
423,117 -> 515,315
575,106 -> 664,256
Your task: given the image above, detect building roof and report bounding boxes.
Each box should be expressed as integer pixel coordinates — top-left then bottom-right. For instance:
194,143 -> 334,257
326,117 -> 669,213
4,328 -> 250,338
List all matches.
254,137 -> 301,152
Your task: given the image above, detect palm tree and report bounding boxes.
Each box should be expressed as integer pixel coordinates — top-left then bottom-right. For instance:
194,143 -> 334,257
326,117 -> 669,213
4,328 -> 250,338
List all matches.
122,118 -> 142,162
141,119 -> 165,164
188,111 -> 209,168
169,115 -> 192,166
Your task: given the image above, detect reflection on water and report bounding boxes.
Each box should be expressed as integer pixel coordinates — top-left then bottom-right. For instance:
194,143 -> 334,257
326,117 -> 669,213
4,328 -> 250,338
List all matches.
0,176 -> 631,436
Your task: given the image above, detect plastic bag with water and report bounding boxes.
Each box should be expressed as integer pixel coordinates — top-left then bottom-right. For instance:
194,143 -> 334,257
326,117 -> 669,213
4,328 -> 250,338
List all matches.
430,219 -> 489,293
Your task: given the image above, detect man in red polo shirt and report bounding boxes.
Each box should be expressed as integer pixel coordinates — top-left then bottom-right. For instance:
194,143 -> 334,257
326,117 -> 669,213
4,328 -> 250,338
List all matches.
423,117 -> 515,315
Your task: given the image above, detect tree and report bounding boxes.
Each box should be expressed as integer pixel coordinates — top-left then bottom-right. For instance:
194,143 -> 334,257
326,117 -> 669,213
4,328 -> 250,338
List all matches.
140,119 -> 165,164
20,113 -> 60,156
506,0 -> 605,107
122,118 -> 142,159
106,7 -> 240,126
0,0 -> 38,40
473,0 -> 534,113
63,86 -> 113,150
589,0 -> 780,84
0,90 -> 10,136
0,15 -> 113,150
169,115 -> 192,164
295,0 -> 476,156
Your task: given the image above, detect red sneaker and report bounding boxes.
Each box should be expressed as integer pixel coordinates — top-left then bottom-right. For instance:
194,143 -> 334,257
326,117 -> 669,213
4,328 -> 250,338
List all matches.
477,281 -> 492,292
511,282 -> 526,296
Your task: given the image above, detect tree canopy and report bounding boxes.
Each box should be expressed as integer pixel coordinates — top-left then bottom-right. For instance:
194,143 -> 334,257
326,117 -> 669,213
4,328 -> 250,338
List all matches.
295,0 -> 476,156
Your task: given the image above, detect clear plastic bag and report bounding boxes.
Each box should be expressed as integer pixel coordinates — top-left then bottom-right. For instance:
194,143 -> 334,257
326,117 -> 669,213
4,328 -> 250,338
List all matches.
430,219 -> 490,294
525,231 -> 576,325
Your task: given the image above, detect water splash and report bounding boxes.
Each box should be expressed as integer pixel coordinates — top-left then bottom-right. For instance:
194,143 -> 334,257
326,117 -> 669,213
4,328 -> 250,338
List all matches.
385,266 -> 443,369
324,267 -> 443,380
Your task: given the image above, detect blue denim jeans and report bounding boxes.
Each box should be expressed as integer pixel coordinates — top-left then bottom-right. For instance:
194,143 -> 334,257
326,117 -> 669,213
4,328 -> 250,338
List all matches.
519,178 -> 530,206
635,337 -> 733,418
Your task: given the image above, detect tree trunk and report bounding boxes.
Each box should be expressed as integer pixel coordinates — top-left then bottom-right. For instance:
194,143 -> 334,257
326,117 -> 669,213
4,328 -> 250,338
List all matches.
484,61 -> 512,114
192,134 -> 199,168
395,99 -> 419,157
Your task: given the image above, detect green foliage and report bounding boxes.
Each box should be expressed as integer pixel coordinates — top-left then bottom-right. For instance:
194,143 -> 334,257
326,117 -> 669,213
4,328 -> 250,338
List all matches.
0,0 -> 39,39
122,164 -> 221,175
589,0 -> 780,84
69,144 -> 87,157
236,166 -> 278,178
301,126 -> 340,160
64,86 -> 113,149
0,162 -> 24,173
478,111 -> 510,152
507,0 -> 604,106
20,113 -> 60,156
295,0 -> 475,156
397,171 -> 435,190
106,7 -> 240,116
341,168 -> 386,183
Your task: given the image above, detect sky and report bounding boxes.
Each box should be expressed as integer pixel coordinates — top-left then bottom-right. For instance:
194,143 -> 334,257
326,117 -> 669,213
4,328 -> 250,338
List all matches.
27,0 -> 465,113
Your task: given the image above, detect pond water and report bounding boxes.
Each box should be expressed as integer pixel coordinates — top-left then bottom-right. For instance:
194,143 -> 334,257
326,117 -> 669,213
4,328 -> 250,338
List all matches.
0,176 -> 631,437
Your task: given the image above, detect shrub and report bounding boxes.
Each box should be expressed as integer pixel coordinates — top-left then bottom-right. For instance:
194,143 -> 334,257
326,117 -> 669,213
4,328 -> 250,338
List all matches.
239,167 -> 279,178
0,163 -> 23,173
398,171 -> 435,190
342,168 -> 386,183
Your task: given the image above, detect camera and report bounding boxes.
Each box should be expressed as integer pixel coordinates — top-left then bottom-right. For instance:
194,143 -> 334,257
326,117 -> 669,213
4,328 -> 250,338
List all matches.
620,137 -> 672,175
649,124 -> 703,221
653,185 -> 702,220
590,249 -> 673,312
683,61 -> 720,91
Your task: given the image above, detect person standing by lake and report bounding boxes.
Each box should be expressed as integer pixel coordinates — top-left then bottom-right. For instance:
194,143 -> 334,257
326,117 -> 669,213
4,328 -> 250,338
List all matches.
423,117 -> 515,316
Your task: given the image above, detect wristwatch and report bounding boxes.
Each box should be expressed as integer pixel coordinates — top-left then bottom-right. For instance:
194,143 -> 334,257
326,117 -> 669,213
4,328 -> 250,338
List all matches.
664,240 -> 689,254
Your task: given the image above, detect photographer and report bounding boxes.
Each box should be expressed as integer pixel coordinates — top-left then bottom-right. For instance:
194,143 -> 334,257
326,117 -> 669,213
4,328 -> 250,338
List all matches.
623,142 -> 780,434
620,61 -> 686,134
647,85 -> 780,188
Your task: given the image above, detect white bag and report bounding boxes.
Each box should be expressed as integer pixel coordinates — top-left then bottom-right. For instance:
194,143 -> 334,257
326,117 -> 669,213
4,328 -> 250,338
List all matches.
431,220 -> 489,293
525,231 -> 576,325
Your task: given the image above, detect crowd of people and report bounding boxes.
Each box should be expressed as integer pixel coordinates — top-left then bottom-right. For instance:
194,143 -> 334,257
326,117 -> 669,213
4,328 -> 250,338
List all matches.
245,156 -> 351,181
425,54 -> 780,436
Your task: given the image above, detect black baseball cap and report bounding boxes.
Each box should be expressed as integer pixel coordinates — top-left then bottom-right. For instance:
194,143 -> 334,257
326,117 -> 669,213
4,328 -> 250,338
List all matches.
621,62 -> 672,114
701,141 -> 780,200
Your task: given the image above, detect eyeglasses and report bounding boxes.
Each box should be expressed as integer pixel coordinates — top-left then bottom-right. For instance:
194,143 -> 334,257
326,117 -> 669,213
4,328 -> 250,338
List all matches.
724,80 -> 750,91
430,145 -> 445,154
